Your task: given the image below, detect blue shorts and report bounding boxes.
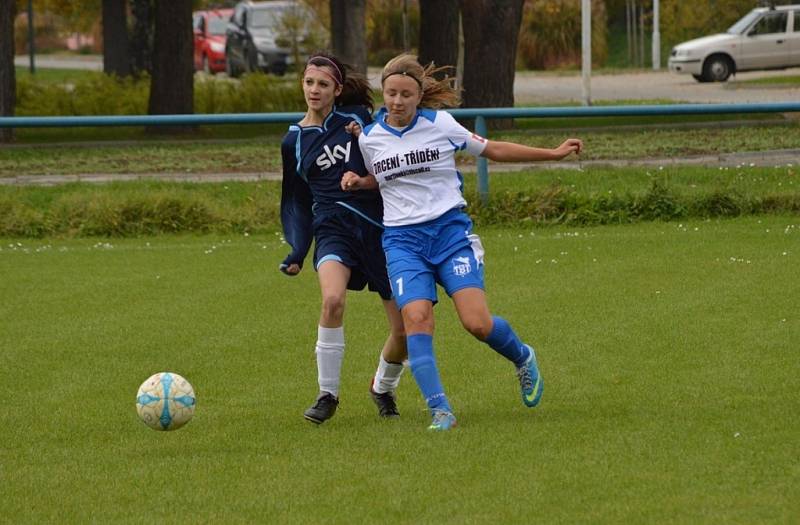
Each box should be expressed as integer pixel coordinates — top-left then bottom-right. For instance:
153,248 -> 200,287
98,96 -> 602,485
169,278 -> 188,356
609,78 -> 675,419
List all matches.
382,208 -> 485,309
313,209 -> 392,300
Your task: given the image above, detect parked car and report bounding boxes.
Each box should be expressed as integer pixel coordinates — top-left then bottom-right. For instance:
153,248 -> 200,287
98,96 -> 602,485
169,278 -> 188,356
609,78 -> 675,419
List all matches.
193,8 -> 233,75
224,1 -> 299,77
668,4 -> 800,82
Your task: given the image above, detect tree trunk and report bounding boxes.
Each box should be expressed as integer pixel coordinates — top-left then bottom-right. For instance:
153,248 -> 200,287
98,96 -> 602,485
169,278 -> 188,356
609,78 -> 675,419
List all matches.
459,0 -> 524,128
0,0 -> 16,142
330,0 -> 366,74
147,0 -> 193,131
130,0 -> 153,75
418,0 -> 460,78
102,0 -> 131,77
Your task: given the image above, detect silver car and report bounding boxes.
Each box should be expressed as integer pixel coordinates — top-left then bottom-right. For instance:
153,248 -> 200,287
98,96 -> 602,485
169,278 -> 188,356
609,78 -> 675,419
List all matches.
668,4 -> 800,82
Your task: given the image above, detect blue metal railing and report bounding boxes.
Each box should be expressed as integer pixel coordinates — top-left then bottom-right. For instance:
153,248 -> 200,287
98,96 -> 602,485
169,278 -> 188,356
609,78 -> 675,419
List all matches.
2,102 -> 799,201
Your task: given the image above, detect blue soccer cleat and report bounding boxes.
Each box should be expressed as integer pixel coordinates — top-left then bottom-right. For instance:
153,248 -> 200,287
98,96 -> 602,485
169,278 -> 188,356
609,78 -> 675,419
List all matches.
516,345 -> 543,407
428,409 -> 457,431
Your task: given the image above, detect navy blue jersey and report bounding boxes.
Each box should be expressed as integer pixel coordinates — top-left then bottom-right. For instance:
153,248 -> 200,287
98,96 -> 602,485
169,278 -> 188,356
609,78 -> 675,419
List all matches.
280,105 -> 383,269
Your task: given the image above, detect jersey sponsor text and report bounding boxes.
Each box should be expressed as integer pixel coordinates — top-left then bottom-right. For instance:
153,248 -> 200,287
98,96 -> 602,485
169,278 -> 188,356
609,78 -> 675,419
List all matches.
316,142 -> 351,170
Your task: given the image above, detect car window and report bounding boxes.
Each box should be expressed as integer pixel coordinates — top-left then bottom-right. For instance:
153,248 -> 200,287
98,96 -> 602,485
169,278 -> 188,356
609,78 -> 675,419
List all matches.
748,12 -> 787,36
795,11 -> 800,32
208,16 -> 227,35
728,10 -> 761,34
251,6 -> 287,29
233,5 -> 245,26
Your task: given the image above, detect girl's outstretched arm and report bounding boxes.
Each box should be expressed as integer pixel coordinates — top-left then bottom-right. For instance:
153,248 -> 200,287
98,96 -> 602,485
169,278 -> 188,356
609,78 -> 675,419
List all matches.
482,138 -> 583,162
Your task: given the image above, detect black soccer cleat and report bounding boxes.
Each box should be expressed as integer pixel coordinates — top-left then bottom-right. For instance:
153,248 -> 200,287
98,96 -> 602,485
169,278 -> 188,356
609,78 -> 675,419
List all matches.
303,392 -> 339,424
370,380 -> 400,419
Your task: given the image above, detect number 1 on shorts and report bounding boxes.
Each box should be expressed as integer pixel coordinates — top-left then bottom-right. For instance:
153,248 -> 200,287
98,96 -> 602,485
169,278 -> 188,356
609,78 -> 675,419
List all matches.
395,277 -> 404,296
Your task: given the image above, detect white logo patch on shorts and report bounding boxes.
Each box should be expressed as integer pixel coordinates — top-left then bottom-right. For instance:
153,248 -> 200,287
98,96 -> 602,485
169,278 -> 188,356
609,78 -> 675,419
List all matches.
452,256 -> 472,277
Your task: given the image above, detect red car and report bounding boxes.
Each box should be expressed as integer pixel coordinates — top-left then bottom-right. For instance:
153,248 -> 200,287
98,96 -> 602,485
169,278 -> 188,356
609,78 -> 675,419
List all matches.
193,9 -> 233,74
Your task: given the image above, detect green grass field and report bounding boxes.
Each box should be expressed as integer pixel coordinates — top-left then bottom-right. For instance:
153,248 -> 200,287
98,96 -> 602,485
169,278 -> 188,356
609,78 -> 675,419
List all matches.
2,122 -> 798,178
1,217 -> 798,523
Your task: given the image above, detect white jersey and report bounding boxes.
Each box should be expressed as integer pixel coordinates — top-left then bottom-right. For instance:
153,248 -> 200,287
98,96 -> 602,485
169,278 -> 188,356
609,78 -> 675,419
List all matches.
358,108 -> 488,226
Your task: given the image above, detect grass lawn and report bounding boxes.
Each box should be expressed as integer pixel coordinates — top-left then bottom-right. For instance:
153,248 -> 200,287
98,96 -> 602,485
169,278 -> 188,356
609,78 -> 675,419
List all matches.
1,217 -> 798,523
14,66 -> 101,84
2,122 -> 798,178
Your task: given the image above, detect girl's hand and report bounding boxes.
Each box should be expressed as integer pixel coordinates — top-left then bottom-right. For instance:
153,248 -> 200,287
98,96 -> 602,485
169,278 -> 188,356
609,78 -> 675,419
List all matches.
279,263 -> 301,275
345,121 -> 362,137
341,171 -> 361,191
554,138 -> 583,159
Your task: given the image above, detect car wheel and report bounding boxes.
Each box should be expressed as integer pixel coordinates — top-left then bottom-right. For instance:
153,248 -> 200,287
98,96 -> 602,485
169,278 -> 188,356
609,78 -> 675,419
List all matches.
203,56 -> 211,75
692,74 -> 709,83
702,55 -> 733,82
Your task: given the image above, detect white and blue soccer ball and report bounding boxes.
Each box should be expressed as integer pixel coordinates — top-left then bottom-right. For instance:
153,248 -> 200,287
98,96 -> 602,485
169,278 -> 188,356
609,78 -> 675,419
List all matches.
136,372 -> 196,431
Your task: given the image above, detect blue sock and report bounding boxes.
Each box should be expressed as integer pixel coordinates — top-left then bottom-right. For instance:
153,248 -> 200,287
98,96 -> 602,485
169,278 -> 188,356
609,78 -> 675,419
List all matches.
407,333 -> 451,413
485,316 -> 531,367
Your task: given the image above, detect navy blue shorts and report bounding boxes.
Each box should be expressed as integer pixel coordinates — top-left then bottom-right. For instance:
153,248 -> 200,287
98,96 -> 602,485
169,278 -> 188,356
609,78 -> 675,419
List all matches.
313,209 -> 392,300
382,208 -> 485,309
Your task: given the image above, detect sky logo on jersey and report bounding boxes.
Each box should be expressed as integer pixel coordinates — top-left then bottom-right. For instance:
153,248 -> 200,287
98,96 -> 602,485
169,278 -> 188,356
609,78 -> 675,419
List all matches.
316,142 -> 352,170
452,256 -> 472,277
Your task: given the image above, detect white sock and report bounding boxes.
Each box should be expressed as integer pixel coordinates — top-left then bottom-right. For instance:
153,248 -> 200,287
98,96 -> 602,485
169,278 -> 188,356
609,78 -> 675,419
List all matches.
316,325 -> 345,398
372,356 -> 405,394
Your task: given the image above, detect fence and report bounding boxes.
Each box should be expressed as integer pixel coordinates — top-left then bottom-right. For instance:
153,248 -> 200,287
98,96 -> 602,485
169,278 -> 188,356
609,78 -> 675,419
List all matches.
2,102 -> 799,202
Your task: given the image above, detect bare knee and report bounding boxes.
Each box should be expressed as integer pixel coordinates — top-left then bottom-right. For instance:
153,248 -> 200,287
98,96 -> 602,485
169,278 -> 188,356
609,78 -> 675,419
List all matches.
320,293 -> 346,325
403,308 -> 434,334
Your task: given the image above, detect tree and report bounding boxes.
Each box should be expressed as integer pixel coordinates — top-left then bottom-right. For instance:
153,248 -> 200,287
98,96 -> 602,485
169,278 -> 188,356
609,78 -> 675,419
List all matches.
275,2 -> 328,75
459,0 -> 524,128
418,0 -> 459,78
1,0 -> 16,143
147,0 -> 193,127
130,0 -> 153,75
102,0 -> 131,76
330,0 -> 366,74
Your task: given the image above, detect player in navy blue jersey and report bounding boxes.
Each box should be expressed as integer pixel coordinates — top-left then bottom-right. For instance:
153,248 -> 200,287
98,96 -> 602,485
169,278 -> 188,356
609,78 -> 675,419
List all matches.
280,52 -> 407,424
343,54 -> 582,431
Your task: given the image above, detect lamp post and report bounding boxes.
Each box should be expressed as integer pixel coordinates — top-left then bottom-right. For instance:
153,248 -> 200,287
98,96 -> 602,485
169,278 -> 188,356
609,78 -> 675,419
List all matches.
581,0 -> 591,106
652,0 -> 660,70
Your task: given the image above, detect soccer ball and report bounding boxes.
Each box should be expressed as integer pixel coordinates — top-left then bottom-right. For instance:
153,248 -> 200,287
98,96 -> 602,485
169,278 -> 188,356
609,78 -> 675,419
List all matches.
136,372 -> 196,431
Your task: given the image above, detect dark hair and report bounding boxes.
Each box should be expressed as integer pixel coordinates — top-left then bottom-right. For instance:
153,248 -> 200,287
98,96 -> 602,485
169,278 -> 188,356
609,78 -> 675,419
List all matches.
306,51 -> 373,112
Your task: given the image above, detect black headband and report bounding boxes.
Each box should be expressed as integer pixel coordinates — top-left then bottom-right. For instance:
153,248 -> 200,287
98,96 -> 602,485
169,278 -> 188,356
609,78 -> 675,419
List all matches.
381,71 -> 422,87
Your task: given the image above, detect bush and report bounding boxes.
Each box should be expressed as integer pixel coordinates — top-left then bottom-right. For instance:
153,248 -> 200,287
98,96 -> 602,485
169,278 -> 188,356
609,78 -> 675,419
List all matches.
15,73 -> 304,117
659,0 -> 755,56
195,75 -> 305,114
366,0 -> 420,66
518,0 -> 608,70
1,178 -> 797,238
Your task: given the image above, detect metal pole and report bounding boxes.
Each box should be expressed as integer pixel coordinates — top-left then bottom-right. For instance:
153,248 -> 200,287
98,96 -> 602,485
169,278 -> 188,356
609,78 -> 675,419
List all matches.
581,0 -> 591,106
475,116 -> 489,204
652,0 -> 660,70
27,0 -> 35,74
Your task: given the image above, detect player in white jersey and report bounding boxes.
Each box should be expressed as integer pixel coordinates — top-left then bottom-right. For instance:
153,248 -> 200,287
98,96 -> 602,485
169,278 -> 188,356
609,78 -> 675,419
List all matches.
342,54 -> 582,431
